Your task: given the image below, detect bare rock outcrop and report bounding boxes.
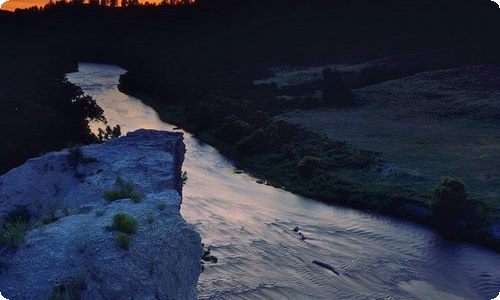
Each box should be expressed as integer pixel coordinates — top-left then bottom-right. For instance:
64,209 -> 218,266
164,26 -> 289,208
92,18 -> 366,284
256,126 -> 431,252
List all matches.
0,129 -> 201,299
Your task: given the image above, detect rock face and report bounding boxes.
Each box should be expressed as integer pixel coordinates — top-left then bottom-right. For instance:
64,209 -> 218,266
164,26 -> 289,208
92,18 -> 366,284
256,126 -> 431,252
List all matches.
0,129 -> 202,299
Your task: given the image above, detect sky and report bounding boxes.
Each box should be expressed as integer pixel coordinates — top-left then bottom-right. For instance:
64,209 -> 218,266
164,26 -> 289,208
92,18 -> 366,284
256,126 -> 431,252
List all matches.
1,0 -> 500,11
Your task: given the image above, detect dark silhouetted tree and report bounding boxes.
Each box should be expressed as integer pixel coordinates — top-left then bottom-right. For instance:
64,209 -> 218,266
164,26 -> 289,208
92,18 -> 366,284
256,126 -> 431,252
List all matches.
431,178 -> 469,233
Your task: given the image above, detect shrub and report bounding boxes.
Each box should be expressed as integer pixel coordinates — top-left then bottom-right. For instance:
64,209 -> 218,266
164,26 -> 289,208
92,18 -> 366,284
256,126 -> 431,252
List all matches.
111,212 -> 137,234
41,214 -> 58,225
103,176 -> 144,203
157,203 -> 167,211
235,129 -> 266,155
431,178 -> 469,230
4,205 -> 30,224
68,147 -> 97,170
297,156 -> 321,177
115,233 -> 131,250
181,171 -> 188,186
68,147 -> 84,169
236,121 -> 298,155
219,115 -> 252,143
48,276 -> 86,300
0,219 -> 30,248
1,206 -> 31,248
321,68 -> 354,107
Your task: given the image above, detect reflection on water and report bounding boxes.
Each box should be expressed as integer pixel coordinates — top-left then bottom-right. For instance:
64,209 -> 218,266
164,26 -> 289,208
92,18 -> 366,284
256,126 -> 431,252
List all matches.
67,63 -> 500,300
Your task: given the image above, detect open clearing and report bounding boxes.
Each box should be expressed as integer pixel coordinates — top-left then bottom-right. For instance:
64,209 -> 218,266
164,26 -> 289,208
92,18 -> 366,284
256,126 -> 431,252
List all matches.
280,65 -> 500,212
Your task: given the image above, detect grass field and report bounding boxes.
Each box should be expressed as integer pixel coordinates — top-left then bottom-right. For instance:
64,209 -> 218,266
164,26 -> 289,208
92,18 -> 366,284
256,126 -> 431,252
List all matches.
280,65 -> 500,214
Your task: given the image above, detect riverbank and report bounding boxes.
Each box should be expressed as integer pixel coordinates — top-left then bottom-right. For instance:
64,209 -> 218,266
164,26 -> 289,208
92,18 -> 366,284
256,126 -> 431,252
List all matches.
118,65 -> 500,252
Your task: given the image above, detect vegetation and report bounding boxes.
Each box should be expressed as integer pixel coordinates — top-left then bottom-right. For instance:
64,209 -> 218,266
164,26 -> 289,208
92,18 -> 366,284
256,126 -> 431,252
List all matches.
0,206 -> 31,248
67,147 -> 97,170
48,276 -> 86,300
0,61 -> 104,174
297,156 -> 321,177
111,213 -> 137,250
0,219 -> 31,248
321,68 -> 354,107
111,212 -> 137,234
115,232 -> 131,250
103,176 -> 144,203
181,171 -> 188,186
41,214 -> 59,225
96,124 -> 122,142
157,203 -> 167,211
431,178 -> 469,231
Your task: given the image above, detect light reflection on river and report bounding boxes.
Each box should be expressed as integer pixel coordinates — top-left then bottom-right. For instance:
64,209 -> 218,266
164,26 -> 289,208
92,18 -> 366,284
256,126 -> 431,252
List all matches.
67,63 -> 500,300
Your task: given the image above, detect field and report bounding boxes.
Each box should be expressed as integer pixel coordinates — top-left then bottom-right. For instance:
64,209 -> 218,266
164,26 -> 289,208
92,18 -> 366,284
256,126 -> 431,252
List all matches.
279,64 -> 500,214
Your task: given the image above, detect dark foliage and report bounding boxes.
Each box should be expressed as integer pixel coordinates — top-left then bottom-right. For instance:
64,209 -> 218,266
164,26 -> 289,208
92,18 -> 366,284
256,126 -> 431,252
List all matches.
431,178 -> 469,232
321,68 -> 354,107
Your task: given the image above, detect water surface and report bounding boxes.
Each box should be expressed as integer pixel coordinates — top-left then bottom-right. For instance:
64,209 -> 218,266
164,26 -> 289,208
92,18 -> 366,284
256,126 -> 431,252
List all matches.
67,63 -> 500,300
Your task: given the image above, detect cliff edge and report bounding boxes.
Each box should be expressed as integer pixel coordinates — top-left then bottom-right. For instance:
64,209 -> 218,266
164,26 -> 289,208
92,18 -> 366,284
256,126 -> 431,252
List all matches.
0,129 -> 202,299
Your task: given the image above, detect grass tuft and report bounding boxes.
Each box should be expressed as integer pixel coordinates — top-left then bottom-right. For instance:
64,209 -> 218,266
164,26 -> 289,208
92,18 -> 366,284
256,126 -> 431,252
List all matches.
115,232 -> 131,250
103,176 -> 144,203
111,212 -> 137,235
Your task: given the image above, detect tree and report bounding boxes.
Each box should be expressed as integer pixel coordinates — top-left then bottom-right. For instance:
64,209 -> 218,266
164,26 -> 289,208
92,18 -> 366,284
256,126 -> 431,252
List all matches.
109,0 -> 118,7
430,178 -> 469,232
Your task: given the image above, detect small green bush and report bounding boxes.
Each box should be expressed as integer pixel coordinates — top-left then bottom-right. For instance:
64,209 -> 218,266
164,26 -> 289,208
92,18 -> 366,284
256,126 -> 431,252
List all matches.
112,212 -> 137,234
5,205 -> 30,224
116,233 -> 131,250
1,206 -> 31,248
0,219 -> 30,248
103,176 -> 144,203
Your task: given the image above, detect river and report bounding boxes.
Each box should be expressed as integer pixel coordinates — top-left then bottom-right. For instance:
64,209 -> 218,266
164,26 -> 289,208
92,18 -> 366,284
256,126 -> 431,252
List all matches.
67,63 -> 500,300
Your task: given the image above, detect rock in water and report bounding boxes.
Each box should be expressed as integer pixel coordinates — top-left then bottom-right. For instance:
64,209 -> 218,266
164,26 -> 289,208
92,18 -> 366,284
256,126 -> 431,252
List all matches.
0,129 -> 202,300
312,260 -> 339,275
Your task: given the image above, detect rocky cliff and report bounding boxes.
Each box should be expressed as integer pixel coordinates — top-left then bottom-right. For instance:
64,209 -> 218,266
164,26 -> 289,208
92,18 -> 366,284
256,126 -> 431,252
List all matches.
0,129 -> 202,299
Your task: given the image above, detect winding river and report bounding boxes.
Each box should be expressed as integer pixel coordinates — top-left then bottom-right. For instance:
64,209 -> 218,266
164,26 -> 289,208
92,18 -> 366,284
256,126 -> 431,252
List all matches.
67,63 -> 500,300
